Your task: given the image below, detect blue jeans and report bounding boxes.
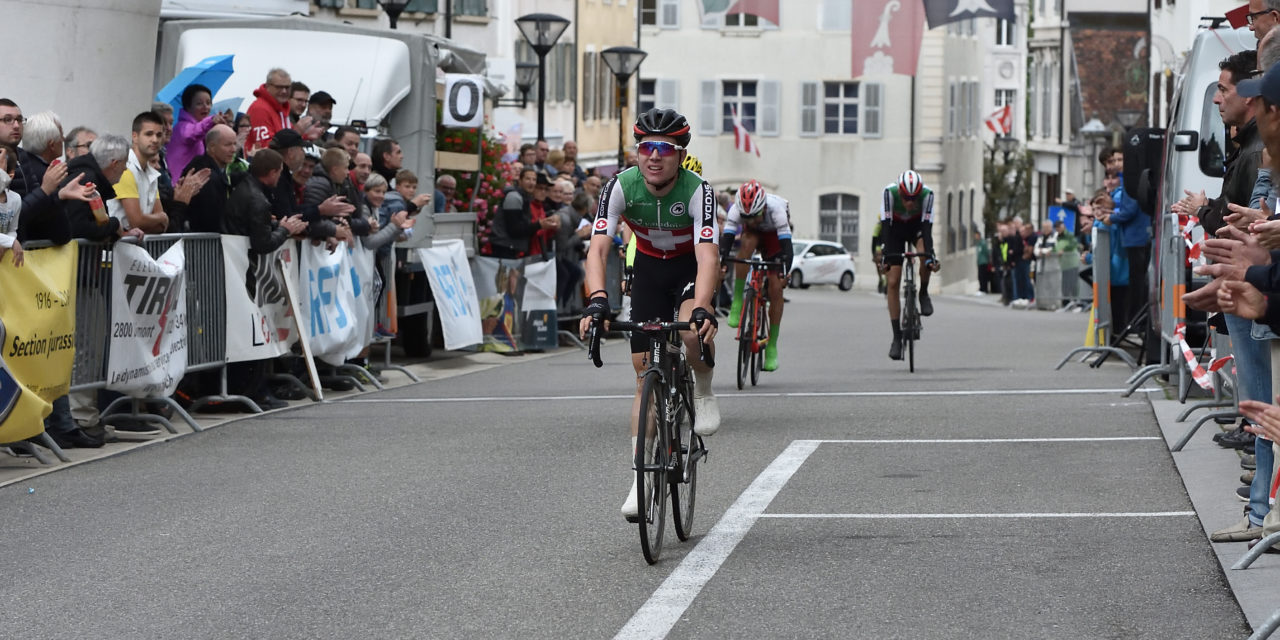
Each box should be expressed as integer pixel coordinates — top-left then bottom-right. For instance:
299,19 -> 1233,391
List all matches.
1013,261 -> 1033,300
1227,313 -> 1276,525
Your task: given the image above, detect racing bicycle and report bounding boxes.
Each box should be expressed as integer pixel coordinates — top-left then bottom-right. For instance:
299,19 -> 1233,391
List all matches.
723,257 -> 784,389
887,251 -> 927,373
588,317 -> 713,564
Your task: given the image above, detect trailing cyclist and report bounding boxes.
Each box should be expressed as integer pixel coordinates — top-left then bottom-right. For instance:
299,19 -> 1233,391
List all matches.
720,180 -> 793,371
880,170 -> 940,361
578,108 -> 721,522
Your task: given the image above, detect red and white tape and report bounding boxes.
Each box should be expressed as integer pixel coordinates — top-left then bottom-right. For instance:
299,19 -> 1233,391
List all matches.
1174,322 -> 1216,391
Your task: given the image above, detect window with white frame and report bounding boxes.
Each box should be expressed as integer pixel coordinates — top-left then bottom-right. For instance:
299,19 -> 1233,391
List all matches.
820,0 -> 851,30
638,78 -> 679,112
818,193 -> 860,253
455,0 -> 486,15
823,82 -> 859,134
721,80 -> 758,133
641,0 -> 679,27
640,0 -> 657,25
995,18 -> 1015,46
517,41 -> 574,106
800,83 -> 819,135
704,9 -> 777,28
947,82 -> 957,136
1041,60 -> 1053,139
994,88 -> 1016,136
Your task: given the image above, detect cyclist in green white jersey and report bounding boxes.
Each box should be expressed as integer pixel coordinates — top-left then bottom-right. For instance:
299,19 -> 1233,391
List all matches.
579,109 -> 721,521
880,170 -> 940,360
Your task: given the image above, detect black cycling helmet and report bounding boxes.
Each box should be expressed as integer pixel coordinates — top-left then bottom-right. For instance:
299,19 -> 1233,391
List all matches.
633,108 -> 691,147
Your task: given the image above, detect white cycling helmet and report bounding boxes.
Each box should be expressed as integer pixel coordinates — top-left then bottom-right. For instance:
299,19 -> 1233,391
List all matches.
738,179 -> 767,217
897,170 -> 923,197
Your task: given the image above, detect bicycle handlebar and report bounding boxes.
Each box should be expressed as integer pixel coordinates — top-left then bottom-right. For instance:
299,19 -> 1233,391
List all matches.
722,257 -> 786,270
881,252 -> 932,259
586,318 -> 715,369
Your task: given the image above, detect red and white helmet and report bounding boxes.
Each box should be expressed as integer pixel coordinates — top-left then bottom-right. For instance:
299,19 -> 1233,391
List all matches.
897,170 -> 923,197
738,180 -> 767,217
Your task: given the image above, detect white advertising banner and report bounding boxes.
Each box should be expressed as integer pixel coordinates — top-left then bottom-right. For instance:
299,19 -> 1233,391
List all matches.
347,243 -> 379,360
106,241 -> 187,397
300,241 -> 367,366
222,236 -> 299,363
417,240 -> 482,351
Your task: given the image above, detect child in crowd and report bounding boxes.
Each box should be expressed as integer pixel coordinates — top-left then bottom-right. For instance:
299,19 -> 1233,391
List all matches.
0,149 -> 23,267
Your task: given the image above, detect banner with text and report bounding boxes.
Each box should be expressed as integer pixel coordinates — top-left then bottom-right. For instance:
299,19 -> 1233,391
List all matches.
107,241 -> 187,398
417,240 -> 482,350
300,241 -> 372,366
0,244 -> 77,443
472,256 -> 557,352
223,237 -> 299,363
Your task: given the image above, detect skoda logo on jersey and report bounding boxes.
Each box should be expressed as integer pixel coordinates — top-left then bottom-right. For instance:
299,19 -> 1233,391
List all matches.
669,202 -> 686,217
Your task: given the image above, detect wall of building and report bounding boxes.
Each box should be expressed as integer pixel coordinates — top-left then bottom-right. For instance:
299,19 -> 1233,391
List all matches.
639,0 -> 985,292
3,0 -> 163,137
576,0 -> 639,171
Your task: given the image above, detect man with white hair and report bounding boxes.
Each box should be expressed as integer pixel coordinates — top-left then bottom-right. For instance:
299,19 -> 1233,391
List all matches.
62,134 -> 141,242
246,67 -> 294,153
14,111 -> 70,234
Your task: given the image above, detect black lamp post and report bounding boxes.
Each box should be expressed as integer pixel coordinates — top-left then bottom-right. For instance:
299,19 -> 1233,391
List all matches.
601,46 -> 648,170
497,62 -> 539,109
994,136 -> 1020,219
378,0 -> 410,30
515,13 -> 571,140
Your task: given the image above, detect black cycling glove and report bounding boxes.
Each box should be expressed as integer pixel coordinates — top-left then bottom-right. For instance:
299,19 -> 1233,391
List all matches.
584,296 -> 610,321
690,306 -> 718,329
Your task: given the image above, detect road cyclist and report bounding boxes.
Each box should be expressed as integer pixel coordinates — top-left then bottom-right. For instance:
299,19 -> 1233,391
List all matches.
879,170 -> 940,360
720,179 -> 793,371
578,108 -> 722,523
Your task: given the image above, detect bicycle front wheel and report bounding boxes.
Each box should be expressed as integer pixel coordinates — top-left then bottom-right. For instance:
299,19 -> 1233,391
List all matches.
736,289 -> 755,390
636,371 -> 668,564
670,364 -> 698,541
903,283 -> 918,373
751,300 -> 767,386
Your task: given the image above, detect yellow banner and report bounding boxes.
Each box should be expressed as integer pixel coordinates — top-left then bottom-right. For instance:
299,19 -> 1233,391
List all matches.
0,243 -> 78,443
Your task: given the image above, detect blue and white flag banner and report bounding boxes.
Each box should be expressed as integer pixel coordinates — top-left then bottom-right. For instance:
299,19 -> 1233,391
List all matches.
417,240 -> 482,351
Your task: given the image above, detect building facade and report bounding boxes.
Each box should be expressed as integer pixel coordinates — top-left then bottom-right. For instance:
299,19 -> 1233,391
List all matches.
637,0 -> 986,291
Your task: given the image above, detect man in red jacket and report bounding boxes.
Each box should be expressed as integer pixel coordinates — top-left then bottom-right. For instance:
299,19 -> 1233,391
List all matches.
246,68 -> 293,153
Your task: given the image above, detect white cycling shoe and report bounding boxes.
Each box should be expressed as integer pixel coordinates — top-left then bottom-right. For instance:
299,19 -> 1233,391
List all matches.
622,476 -> 651,522
693,393 -> 721,436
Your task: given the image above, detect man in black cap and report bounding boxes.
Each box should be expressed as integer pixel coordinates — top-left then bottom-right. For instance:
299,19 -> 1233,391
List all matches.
268,128 -> 349,239
305,91 -> 337,141
490,167 -> 558,259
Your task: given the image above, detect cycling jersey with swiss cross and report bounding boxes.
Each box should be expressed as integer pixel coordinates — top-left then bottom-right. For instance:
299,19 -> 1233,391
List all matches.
593,167 -> 718,258
880,183 -> 935,224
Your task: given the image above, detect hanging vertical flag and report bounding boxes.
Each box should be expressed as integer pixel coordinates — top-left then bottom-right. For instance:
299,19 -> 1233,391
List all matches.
922,0 -> 1016,29
851,0 -> 926,77
984,104 -> 1014,136
731,105 -> 762,157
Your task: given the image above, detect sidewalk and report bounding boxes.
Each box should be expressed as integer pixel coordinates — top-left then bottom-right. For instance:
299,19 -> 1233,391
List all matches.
1154,394 -> 1280,632
0,348 -> 566,489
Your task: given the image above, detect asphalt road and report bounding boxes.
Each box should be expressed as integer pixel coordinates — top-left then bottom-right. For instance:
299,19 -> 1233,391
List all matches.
0,287 -> 1250,639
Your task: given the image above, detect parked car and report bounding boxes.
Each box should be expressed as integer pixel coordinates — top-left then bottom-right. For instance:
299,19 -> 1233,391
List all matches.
788,239 -> 856,291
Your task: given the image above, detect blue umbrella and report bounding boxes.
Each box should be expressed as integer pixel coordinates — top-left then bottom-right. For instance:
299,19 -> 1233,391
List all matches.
155,54 -> 235,113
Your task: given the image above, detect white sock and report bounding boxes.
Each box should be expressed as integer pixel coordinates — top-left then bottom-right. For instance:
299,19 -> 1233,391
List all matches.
631,436 -> 638,458
694,368 -> 714,398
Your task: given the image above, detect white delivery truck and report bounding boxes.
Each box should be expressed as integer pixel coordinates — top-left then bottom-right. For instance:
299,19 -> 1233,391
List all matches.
156,16 -> 486,356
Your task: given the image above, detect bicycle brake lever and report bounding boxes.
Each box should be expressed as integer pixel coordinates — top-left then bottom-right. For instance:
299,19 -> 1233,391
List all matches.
588,321 -> 603,368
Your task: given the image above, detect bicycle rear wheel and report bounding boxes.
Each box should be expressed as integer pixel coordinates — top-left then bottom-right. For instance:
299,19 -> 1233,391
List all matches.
636,371 -> 667,564
736,289 -> 755,390
670,363 -> 698,541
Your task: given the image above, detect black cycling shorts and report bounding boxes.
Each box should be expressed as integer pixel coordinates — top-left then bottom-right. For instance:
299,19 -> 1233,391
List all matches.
881,221 -> 926,267
629,251 -> 698,354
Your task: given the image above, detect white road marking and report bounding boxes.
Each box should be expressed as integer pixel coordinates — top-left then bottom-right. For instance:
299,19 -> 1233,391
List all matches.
341,388 -> 1157,404
758,511 -> 1196,519
613,440 -> 820,640
810,437 -> 1162,444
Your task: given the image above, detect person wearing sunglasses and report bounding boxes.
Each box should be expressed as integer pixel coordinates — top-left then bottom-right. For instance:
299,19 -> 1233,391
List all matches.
719,179 -> 793,371
579,108 -> 722,522
880,169 -> 939,361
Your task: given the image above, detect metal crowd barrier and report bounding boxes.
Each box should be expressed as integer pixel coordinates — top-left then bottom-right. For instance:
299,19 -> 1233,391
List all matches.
1122,216 -> 1185,398
1055,229 -> 1138,370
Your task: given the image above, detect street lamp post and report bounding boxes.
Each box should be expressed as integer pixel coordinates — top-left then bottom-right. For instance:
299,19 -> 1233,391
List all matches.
601,46 -> 648,170
1080,116 -> 1108,190
515,13 -> 571,141
497,62 -> 539,109
994,136 -> 1020,219
378,0 -> 410,30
